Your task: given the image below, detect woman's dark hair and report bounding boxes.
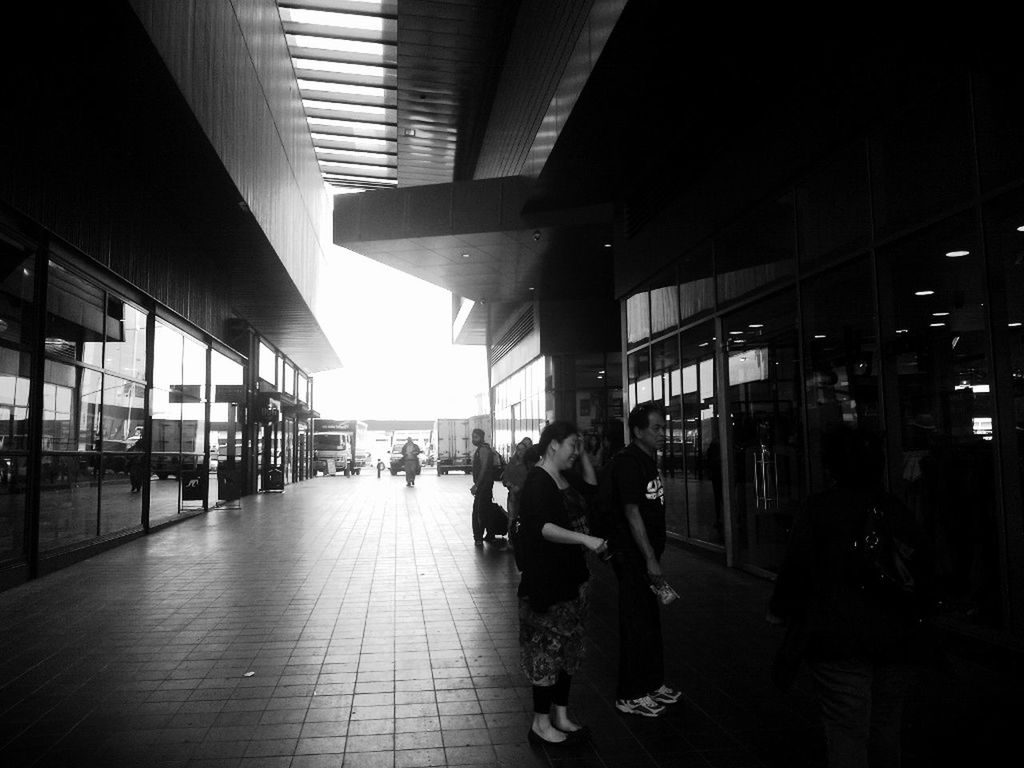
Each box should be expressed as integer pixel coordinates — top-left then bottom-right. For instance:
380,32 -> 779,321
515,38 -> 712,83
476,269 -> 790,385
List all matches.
820,425 -> 884,489
538,420 -> 579,457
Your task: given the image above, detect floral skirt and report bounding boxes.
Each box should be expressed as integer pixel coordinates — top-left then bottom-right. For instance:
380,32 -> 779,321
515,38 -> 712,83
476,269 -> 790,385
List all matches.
518,582 -> 590,686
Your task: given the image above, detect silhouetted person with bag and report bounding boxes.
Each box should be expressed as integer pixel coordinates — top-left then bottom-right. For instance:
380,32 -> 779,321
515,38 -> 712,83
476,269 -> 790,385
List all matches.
768,426 -> 932,768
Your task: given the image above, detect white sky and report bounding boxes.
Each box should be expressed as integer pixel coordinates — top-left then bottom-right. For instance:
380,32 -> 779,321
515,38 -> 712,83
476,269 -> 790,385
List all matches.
312,245 -> 489,421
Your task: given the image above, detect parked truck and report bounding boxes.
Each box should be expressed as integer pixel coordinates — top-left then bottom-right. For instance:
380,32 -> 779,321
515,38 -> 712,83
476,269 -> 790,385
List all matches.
435,415 -> 491,475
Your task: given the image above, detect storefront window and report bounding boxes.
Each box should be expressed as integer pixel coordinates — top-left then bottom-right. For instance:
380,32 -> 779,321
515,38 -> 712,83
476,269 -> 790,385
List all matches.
880,214 -> 999,626
0,230 -> 36,348
801,258 -> 880,492
725,290 -> 803,573
716,193 -> 796,307
626,292 -> 650,346
679,245 -> 715,324
258,341 -> 276,384
676,324 -> 720,545
211,350 -> 245,502
0,346 -> 31,562
104,301 -> 147,381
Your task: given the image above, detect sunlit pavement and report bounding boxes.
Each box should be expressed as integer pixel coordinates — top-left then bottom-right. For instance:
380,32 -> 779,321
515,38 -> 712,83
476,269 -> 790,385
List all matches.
0,471 -> 1012,767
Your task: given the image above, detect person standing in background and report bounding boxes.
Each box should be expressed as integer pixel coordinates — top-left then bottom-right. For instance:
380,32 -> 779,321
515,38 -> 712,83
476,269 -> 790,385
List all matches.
471,428 -> 497,544
401,437 -> 422,486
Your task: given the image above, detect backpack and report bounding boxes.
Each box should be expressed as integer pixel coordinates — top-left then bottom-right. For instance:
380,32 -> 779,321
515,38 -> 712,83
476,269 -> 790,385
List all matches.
491,448 -> 505,481
854,502 -> 917,608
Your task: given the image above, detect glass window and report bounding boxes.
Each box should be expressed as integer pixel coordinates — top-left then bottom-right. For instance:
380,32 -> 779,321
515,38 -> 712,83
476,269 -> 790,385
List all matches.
670,323 -> 720,545
283,362 -> 294,395
678,244 -> 715,324
801,258 -> 881,492
870,80 -> 973,238
0,345 -> 31,563
45,261 -> 105,368
716,193 -> 796,307
797,143 -> 871,266
104,301 -> 147,381
650,267 -> 679,336
724,290 -> 803,573
880,213 -> 999,626
259,341 -> 276,384
0,230 -> 37,348
626,292 -> 650,346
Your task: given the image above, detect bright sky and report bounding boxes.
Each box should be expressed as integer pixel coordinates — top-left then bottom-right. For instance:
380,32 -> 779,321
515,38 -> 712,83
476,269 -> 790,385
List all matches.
311,245 -> 489,421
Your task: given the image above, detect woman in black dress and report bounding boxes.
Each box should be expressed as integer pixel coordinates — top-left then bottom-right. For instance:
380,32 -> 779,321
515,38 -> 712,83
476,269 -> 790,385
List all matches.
516,421 -> 608,746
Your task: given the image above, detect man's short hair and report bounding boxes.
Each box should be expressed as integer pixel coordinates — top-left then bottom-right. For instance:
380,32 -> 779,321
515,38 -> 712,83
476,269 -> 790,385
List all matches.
628,401 -> 664,439
471,428 -> 485,438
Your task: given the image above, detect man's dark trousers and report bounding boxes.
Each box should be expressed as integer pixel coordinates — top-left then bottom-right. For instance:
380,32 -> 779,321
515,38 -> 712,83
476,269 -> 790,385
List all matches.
612,553 -> 664,700
472,482 -> 493,540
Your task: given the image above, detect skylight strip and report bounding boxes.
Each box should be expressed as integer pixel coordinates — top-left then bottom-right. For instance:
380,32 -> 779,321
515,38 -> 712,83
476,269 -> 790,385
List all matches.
292,58 -> 392,78
287,34 -> 385,56
297,79 -> 390,99
280,8 -> 386,32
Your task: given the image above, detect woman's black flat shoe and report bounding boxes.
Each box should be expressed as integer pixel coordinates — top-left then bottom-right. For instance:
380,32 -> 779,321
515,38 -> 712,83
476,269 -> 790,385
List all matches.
556,724 -> 590,739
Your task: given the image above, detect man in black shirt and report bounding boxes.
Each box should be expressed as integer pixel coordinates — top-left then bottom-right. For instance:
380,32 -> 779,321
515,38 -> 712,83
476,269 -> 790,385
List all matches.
608,402 -> 681,717
470,428 -> 496,544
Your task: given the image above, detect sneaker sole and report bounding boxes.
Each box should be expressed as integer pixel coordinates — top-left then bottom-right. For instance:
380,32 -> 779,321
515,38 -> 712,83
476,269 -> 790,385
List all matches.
615,703 -> 663,717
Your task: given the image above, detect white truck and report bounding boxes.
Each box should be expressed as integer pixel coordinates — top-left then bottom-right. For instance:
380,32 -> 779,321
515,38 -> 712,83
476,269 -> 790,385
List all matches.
435,415 -> 491,476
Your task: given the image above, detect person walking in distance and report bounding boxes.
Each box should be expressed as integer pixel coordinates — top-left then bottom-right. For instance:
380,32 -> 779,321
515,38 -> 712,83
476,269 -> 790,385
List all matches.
608,402 -> 681,717
401,437 -> 422,486
471,427 -> 497,544
376,458 -> 385,479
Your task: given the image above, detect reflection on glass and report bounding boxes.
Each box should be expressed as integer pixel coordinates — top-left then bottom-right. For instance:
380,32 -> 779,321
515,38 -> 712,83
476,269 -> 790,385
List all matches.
883,216 -> 998,625
716,193 -> 796,307
259,341 -> 276,384
726,291 -> 803,573
0,231 -> 36,348
46,261 -> 106,368
0,455 -> 27,562
104,302 -> 147,380
626,292 -> 650,345
39,453 -> 99,550
802,258 -> 880,491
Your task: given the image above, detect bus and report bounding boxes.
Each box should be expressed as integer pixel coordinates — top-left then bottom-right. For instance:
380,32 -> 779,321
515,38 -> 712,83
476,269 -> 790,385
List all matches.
313,419 -> 370,475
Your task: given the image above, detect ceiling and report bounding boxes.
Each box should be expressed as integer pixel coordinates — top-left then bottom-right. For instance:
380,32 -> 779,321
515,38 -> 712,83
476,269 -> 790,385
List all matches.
278,3 -> 969,347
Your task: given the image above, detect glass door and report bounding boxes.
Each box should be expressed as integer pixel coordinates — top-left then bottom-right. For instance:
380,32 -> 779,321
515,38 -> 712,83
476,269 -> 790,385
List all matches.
724,290 -> 804,573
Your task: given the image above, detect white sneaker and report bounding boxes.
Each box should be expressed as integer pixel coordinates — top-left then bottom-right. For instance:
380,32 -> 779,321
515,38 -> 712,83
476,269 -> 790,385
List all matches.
615,695 -> 664,717
649,684 -> 682,705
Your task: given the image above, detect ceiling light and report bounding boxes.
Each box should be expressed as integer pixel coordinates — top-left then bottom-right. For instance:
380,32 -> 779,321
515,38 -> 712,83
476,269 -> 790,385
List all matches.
915,290 -> 935,296
945,250 -> 969,258
528,287 -> 535,291
461,253 -> 470,258
1010,322 -> 1023,328
930,322 -> 945,327
933,312 -> 950,317
1017,226 -> 1024,232
728,330 -> 743,335
604,243 -> 612,248
748,323 -> 764,328
896,329 -> 909,334
404,128 -> 416,137
814,334 -> 826,339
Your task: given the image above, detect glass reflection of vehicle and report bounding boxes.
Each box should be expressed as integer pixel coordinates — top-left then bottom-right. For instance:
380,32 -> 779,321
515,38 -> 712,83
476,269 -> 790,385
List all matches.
151,452 -> 202,480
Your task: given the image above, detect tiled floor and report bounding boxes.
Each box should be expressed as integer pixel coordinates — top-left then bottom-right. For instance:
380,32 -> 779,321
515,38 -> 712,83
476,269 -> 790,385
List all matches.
0,471 -> 1017,767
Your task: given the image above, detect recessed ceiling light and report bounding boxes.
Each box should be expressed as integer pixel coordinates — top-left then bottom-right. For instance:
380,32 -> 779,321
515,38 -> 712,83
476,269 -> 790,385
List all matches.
1010,322 -> 1023,328
945,250 -> 969,258
1017,226 -> 1024,232
403,128 -> 416,137
729,330 -> 743,335
604,243 -> 612,248
915,290 -> 935,296
930,322 -> 945,327
896,329 -> 909,334
933,312 -> 950,317
461,253 -> 470,258
698,342 -> 709,347
748,323 -> 764,328
528,286 -> 534,291
814,334 -> 826,339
